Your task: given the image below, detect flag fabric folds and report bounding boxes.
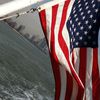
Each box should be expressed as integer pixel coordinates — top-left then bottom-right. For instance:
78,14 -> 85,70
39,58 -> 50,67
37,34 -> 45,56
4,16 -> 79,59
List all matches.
39,0 -> 100,100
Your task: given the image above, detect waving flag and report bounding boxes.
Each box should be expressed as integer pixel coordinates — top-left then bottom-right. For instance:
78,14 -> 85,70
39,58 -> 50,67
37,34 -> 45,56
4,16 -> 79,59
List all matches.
67,0 -> 100,100
39,0 -> 100,100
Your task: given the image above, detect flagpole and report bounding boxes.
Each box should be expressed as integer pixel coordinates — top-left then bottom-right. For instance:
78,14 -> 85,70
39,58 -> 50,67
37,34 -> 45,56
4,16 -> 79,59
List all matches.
0,0 -> 43,17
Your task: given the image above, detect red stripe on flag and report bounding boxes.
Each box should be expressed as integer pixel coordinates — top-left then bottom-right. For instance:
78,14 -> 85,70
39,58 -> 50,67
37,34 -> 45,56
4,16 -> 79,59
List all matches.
39,6 -> 61,100
58,0 -> 84,92
39,10 -> 49,46
50,5 -> 61,100
92,48 -> 100,100
39,10 -> 47,37
76,48 -> 87,100
57,1 -> 74,100
72,51 -> 75,67
50,55 -> 61,100
65,43 -> 75,100
65,72 -> 73,100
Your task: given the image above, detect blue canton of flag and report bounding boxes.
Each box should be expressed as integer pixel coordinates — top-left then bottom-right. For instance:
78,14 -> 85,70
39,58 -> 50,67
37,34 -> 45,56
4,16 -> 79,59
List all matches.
67,0 -> 100,52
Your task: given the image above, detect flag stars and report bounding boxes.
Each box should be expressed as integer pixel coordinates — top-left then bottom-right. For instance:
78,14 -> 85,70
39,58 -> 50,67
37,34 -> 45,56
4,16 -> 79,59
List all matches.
84,31 -> 88,35
73,7 -> 76,11
78,4 -> 81,8
67,0 -> 98,49
74,28 -> 76,32
76,32 -> 80,36
85,2 -> 88,6
80,12 -> 84,16
91,0 -> 94,4
70,27 -> 72,32
86,6 -> 89,10
78,22 -> 81,26
71,38 -> 73,43
95,9 -> 98,13
78,0 -> 81,4
93,19 -> 96,23
80,26 -> 84,30
74,14 -> 77,18
73,38 -> 75,42
76,42 -> 79,46
92,4 -> 95,8
70,20 -> 72,24
71,31 -> 74,35
79,36 -> 83,40
79,8 -> 82,12
85,20 -> 89,24
87,10 -> 91,14
75,18 -> 79,22
89,25 -> 92,29
73,10 -> 76,14
82,16 -> 85,20
72,24 -> 74,28
90,14 -> 93,18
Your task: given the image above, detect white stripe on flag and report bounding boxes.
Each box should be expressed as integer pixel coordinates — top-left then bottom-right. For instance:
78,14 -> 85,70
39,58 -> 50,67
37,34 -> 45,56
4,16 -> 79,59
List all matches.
54,2 -> 68,99
71,48 -> 80,100
62,19 -> 70,58
54,1 -> 71,73
85,48 -> 93,100
73,48 -> 80,74
55,2 -> 83,88
66,0 -> 75,21
59,66 -> 67,100
45,7 -> 52,50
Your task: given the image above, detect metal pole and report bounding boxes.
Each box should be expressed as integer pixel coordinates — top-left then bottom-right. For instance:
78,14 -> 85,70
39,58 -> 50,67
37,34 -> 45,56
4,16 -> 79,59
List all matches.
0,7 -> 41,21
0,0 -> 43,17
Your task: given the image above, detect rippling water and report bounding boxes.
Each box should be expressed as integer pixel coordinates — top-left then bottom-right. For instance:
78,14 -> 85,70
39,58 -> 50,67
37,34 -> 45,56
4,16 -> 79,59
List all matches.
0,21 -> 55,100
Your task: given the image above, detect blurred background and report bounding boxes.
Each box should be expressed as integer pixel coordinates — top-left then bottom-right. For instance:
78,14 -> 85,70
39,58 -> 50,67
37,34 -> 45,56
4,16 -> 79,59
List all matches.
0,0 -> 55,100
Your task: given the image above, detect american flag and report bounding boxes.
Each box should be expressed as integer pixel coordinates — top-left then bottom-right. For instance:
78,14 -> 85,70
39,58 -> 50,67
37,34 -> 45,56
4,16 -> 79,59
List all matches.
39,0 -> 100,100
